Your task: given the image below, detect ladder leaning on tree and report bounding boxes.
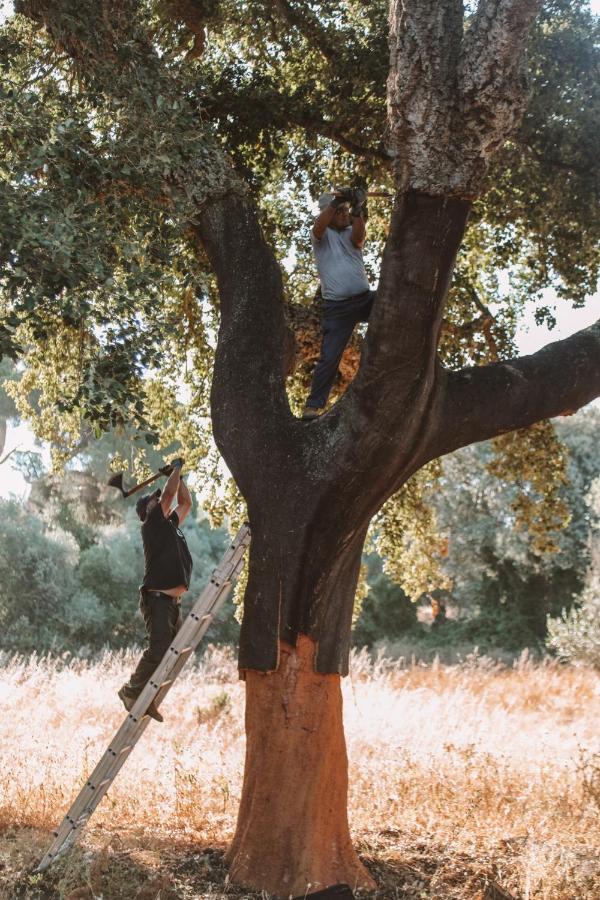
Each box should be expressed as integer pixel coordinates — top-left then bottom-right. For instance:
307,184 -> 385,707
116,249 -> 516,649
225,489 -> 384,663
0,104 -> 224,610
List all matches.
36,523 -> 252,873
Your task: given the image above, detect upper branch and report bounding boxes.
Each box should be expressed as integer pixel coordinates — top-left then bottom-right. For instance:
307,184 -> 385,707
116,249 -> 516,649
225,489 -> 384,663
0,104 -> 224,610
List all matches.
272,0 -> 337,61
387,0 -> 543,195
349,191 -> 471,427
194,195 -> 291,484
458,0 -> 544,187
431,319 -> 600,458
386,0 -> 464,193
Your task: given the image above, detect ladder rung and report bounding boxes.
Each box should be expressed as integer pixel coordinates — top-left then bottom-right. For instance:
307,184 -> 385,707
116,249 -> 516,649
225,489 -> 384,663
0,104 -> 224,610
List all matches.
107,744 -> 134,757
151,678 -> 174,690
85,777 -> 111,791
188,612 -> 211,624
169,645 -> 192,656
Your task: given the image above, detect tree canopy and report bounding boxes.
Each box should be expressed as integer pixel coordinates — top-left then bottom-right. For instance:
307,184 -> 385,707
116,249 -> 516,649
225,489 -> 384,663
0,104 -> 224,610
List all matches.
1,0 -> 599,597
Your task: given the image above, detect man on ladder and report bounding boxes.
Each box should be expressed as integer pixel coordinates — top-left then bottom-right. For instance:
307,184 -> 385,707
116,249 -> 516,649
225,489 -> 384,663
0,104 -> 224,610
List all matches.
118,458 -> 192,722
37,519 -> 251,872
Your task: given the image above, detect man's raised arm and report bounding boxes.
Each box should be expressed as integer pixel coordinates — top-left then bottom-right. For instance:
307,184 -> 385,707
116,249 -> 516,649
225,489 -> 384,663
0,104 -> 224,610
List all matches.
174,477 -> 192,525
350,189 -> 366,248
160,458 -> 184,517
313,200 -> 338,240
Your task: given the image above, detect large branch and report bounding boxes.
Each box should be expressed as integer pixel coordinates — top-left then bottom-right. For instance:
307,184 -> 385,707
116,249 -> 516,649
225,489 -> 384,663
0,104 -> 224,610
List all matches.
347,191 -> 470,428
194,196 -> 291,489
431,319 -> 600,457
202,83 -> 390,163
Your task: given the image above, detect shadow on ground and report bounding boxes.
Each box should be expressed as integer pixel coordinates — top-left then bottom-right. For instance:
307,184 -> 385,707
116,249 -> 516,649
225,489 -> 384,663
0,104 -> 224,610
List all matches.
1,827 -> 518,900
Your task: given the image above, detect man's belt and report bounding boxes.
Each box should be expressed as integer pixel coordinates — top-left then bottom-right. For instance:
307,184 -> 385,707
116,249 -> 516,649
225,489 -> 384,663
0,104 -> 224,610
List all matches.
140,588 -> 181,603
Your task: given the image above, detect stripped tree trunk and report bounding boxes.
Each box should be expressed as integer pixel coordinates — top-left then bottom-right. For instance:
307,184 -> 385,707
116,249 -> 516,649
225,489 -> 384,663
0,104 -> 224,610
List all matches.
226,636 -> 375,895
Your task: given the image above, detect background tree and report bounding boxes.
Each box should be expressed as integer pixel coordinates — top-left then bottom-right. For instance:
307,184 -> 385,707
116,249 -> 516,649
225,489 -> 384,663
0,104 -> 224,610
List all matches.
1,0 -> 600,894
430,407 -> 600,650
548,473 -> 600,666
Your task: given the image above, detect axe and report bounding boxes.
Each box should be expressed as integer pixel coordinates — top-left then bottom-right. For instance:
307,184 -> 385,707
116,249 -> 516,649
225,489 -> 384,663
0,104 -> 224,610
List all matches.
107,470 -> 164,499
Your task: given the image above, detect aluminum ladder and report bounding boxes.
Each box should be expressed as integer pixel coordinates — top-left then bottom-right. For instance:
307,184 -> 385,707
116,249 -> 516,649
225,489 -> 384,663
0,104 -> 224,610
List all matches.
36,522 -> 251,872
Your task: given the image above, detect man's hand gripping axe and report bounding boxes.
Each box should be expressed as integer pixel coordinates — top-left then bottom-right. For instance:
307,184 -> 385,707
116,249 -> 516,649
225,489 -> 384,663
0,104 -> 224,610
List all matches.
107,469 -> 163,499
107,458 -> 183,498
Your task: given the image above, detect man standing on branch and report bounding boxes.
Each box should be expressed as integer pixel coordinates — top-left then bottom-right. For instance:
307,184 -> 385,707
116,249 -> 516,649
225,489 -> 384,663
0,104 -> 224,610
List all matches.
302,186 -> 377,420
118,458 -> 192,722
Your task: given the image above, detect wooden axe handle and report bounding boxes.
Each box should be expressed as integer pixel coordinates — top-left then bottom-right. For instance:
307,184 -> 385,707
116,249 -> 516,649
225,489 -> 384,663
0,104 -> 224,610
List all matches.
123,471 -> 162,498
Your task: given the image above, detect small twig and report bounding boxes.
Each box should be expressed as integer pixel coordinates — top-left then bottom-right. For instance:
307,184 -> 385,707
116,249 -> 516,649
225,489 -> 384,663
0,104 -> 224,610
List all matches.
0,445 -> 21,466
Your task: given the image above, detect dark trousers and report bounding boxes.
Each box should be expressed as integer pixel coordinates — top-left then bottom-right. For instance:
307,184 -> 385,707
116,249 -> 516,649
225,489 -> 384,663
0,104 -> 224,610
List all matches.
306,290 -> 376,409
124,590 -> 182,695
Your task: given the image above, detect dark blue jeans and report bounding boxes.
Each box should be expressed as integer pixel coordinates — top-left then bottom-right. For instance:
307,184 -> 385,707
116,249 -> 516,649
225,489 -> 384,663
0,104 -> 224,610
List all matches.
125,590 -> 182,695
306,289 -> 376,409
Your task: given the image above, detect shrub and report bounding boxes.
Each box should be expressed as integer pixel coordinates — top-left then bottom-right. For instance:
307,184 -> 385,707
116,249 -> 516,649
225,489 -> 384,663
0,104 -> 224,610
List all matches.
0,500 -> 79,652
547,575 -> 600,667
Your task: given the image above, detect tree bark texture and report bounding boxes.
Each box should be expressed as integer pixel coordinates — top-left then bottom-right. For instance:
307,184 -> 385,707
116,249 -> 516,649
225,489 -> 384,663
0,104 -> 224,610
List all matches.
226,635 -> 376,897
387,0 -> 544,195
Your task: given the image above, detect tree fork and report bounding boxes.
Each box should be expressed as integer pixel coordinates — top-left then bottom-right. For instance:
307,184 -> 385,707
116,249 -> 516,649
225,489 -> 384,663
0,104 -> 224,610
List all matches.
226,635 -> 376,896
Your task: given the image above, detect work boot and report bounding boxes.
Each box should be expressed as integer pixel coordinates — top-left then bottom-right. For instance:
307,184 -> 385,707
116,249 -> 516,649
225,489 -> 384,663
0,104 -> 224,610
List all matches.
301,405 -> 325,421
145,701 -> 164,723
118,686 -> 164,723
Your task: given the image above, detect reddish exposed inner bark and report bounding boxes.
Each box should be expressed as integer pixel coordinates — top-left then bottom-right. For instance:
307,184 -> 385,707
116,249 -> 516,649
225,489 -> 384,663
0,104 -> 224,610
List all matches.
226,635 -> 376,896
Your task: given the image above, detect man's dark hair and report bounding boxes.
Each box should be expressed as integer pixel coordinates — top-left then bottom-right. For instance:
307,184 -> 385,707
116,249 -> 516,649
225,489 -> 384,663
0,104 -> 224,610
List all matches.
135,488 -> 161,522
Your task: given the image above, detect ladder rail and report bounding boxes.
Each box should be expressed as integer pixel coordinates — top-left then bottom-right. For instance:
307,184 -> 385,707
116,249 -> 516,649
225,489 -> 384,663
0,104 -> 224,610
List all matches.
36,523 -> 250,873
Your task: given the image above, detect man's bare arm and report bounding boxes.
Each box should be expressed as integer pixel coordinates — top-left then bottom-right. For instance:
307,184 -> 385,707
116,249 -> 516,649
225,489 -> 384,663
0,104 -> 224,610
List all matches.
312,203 -> 337,240
350,212 -> 366,248
174,478 -> 192,525
160,460 -> 183,517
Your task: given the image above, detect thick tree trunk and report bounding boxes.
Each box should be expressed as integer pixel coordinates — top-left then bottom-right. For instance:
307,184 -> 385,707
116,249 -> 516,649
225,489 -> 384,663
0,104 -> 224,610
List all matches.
226,635 -> 376,897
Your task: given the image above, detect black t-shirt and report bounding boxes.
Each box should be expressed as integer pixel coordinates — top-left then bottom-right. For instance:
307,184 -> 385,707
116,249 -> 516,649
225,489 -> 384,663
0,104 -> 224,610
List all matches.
141,504 -> 193,591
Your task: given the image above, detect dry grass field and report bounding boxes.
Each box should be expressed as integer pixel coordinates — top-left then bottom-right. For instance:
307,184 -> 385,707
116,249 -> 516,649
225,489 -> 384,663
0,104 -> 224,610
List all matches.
0,646 -> 598,900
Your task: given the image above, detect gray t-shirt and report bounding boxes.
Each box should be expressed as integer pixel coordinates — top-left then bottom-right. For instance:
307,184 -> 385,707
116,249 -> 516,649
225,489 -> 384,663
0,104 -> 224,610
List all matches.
311,225 -> 370,301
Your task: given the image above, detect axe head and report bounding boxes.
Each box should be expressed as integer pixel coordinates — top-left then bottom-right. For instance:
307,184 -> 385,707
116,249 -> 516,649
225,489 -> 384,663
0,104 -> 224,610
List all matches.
107,472 -> 127,497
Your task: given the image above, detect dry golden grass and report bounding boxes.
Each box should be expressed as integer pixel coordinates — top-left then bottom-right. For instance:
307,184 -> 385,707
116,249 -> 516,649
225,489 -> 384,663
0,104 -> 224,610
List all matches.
0,647 -> 599,899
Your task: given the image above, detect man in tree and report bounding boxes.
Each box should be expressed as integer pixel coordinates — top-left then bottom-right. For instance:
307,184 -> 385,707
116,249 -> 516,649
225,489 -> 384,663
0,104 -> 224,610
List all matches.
118,459 -> 192,723
302,188 -> 374,419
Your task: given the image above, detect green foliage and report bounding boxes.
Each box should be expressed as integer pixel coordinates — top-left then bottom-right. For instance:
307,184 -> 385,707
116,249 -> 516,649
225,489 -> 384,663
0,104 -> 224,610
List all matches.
435,409 -> 600,644
0,497 -> 237,654
0,499 -> 79,652
352,555 -> 418,648
547,475 -> 600,666
547,572 -> 600,667
0,2 -> 233,451
368,461 -> 451,600
487,420 -> 571,556
0,358 -> 19,422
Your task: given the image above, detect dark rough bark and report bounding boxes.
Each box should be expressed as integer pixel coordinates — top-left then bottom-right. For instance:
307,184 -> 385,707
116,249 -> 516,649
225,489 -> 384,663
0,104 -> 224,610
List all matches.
197,188 -> 600,677
198,191 -> 472,674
